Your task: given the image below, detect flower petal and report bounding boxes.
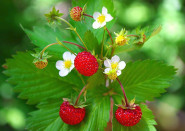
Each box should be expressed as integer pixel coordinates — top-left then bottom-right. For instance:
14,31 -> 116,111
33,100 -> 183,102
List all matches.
70,54 -> 76,62
104,68 -> 111,74
59,68 -> 70,77
111,55 -> 120,63
63,51 -> 72,60
105,14 -> 113,22
56,60 -> 64,70
117,70 -> 121,76
93,21 -> 101,29
102,7 -> 108,15
100,21 -> 106,28
69,64 -> 74,71
118,61 -> 126,70
93,12 -> 101,20
104,59 -> 111,67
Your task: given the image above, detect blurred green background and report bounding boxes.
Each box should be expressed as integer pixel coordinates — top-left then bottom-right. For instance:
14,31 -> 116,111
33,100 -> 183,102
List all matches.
0,0 -> 185,130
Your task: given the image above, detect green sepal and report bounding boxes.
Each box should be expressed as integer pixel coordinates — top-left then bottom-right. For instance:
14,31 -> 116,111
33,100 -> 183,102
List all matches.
31,52 -> 51,63
45,7 -> 63,24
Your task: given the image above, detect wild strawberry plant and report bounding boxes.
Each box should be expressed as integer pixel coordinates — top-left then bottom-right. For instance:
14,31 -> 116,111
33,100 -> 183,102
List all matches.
4,0 -> 176,130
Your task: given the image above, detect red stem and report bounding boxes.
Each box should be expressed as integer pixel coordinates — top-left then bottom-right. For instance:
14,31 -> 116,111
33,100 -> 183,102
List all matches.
74,85 -> 87,106
116,78 -> 129,107
62,41 -> 87,51
83,13 -> 93,18
127,34 -> 139,37
106,27 -> 114,45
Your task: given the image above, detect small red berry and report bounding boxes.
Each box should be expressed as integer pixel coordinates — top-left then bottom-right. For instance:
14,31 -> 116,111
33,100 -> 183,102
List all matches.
74,51 -> 99,76
115,105 -> 142,126
70,6 -> 83,21
59,101 -> 85,125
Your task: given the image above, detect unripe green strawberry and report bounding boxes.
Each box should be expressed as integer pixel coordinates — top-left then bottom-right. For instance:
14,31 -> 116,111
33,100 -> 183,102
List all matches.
70,6 -> 83,21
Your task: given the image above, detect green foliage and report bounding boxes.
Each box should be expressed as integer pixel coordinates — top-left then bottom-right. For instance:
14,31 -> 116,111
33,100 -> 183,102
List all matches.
4,0 -> 176,130
84,30 -> 100,54
112,60 -> 176,103
22,25 -> 81,57
4,52 -> 83,104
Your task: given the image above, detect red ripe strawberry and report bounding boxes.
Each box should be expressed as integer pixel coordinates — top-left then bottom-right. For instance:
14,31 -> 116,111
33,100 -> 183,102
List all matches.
70,6 -> 83,21
115,105 -> 142,126
59,101 -> 85,125
74,51 -> 99,76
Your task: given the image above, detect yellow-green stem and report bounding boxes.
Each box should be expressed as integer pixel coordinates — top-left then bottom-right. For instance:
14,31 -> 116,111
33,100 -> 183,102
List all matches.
40,43 -> 58,59
101,28 -> 106,58
56,38 -> 76,56
57,17 -> 88,50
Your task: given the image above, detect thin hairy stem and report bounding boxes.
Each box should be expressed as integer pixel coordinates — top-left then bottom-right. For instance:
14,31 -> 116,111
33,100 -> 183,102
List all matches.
116,78 -> 129,107
101,28 -> 106,58
127,34 -> 139,37
83,13 -> 93,18
75,85 -> 87,106
62,41 -> 87,51
57,17 -> 88,50
56,39 -> 76,56
40,43 -> 58,59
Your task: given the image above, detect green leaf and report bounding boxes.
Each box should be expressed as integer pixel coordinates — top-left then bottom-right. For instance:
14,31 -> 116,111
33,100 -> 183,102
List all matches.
71,0 -> 116,43
112,60 -> 176,103
4,52 -> 83,104
84,30 -> 100,54
26,88 -> 110,131
22,25 -> 81,57
113,104 -> 157,131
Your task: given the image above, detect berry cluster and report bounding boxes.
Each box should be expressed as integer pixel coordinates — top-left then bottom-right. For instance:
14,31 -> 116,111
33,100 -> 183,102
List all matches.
32,4 -> 160,127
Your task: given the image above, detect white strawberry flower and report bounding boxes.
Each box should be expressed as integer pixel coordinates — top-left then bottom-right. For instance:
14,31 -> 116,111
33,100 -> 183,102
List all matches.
104,55 -> 126,80
92,7 -> 113,29
56,51 -> 76,77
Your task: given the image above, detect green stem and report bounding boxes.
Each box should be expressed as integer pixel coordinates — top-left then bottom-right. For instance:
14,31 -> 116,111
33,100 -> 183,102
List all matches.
57,17 -> 88,50
74,85 -> 87,106
56,38 -> 76,56
101,28 -> 106,58
116,78 -> 129,107
40,43 -> 58,59
76,70 -> 86,85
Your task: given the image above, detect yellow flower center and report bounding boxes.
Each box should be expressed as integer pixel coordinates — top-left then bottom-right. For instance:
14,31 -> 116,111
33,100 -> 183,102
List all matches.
111,62 -> 118,69
108,70 -> 117,80
64,60 -> 72,69
97,15 -> 105,23
115,35 -> 130,46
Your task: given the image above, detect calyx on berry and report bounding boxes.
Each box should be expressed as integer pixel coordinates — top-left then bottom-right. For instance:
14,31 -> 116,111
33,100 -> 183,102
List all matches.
32,52 -> 51,69
115,98 -> 142,126
59,98 -> 86,125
